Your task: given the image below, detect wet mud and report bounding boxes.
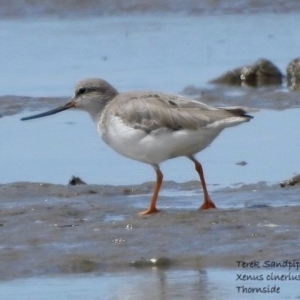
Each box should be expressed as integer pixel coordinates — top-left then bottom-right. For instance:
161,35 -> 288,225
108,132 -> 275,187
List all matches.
182,85 -> 300,110
1,85 -> 300,120
2,0 -> 300,18
1,181 -> 300,280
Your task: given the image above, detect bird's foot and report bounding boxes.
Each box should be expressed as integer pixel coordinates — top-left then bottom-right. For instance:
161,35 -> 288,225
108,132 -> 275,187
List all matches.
138,207 -> 160,215
199,200 -> 217,210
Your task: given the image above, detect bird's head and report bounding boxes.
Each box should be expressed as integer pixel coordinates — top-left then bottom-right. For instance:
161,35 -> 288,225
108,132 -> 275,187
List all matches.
21,78 -> 118,122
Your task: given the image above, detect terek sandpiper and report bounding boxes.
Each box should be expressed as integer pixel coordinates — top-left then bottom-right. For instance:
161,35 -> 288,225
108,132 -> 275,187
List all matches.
21,78 -> 253,215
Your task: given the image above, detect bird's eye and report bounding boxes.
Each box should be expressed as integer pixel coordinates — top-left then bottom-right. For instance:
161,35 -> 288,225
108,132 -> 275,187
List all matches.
77,88 -> 87,96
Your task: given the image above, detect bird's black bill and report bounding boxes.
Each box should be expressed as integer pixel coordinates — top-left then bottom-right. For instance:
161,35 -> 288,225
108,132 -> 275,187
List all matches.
21,101 -> 75,121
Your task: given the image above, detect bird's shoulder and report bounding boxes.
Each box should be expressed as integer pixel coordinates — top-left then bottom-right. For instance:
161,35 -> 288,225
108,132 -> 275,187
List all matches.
113,91 -> 217,110
106,91 -> 247,133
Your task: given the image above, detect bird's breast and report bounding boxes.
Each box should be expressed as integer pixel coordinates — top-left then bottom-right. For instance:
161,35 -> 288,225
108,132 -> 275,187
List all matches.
97,115 -> 222,165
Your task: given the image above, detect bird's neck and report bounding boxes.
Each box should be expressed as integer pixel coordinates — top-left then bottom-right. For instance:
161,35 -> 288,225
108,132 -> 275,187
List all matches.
83,98 -> 109,123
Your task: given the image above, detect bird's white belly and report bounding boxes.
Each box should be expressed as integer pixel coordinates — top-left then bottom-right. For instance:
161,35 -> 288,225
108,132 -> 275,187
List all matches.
98,116 -> 221,165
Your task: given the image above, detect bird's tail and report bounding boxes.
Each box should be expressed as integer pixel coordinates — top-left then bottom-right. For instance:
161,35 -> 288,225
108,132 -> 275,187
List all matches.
221,106 -> 258,119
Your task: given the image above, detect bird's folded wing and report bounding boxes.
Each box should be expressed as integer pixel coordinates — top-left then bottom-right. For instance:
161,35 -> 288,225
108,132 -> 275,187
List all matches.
112,92 -> 247,133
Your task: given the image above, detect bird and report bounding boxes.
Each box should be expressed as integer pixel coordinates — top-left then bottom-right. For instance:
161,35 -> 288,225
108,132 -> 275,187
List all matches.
21,78 -> 253,215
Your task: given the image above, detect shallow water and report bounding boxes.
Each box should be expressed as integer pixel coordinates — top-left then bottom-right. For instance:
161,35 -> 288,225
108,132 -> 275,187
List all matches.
1,11 -> 300,188
1,108 -> 299,187
1,14 -> 300,97
1,269 -> 299,300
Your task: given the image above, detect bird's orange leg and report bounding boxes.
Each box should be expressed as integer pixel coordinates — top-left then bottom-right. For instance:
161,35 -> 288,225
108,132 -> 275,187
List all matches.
190,157 -> 216,210
139,167 -> 163,215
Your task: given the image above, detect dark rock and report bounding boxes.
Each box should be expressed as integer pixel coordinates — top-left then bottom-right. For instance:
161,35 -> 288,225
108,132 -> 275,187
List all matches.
287,57 -> 300,91
68,176 -> 87,186
210,59 -> 283,87
149,257 -> 172,267
280,174 -> 300,187
130,258 -> 152,268
131,257 -> 172,268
